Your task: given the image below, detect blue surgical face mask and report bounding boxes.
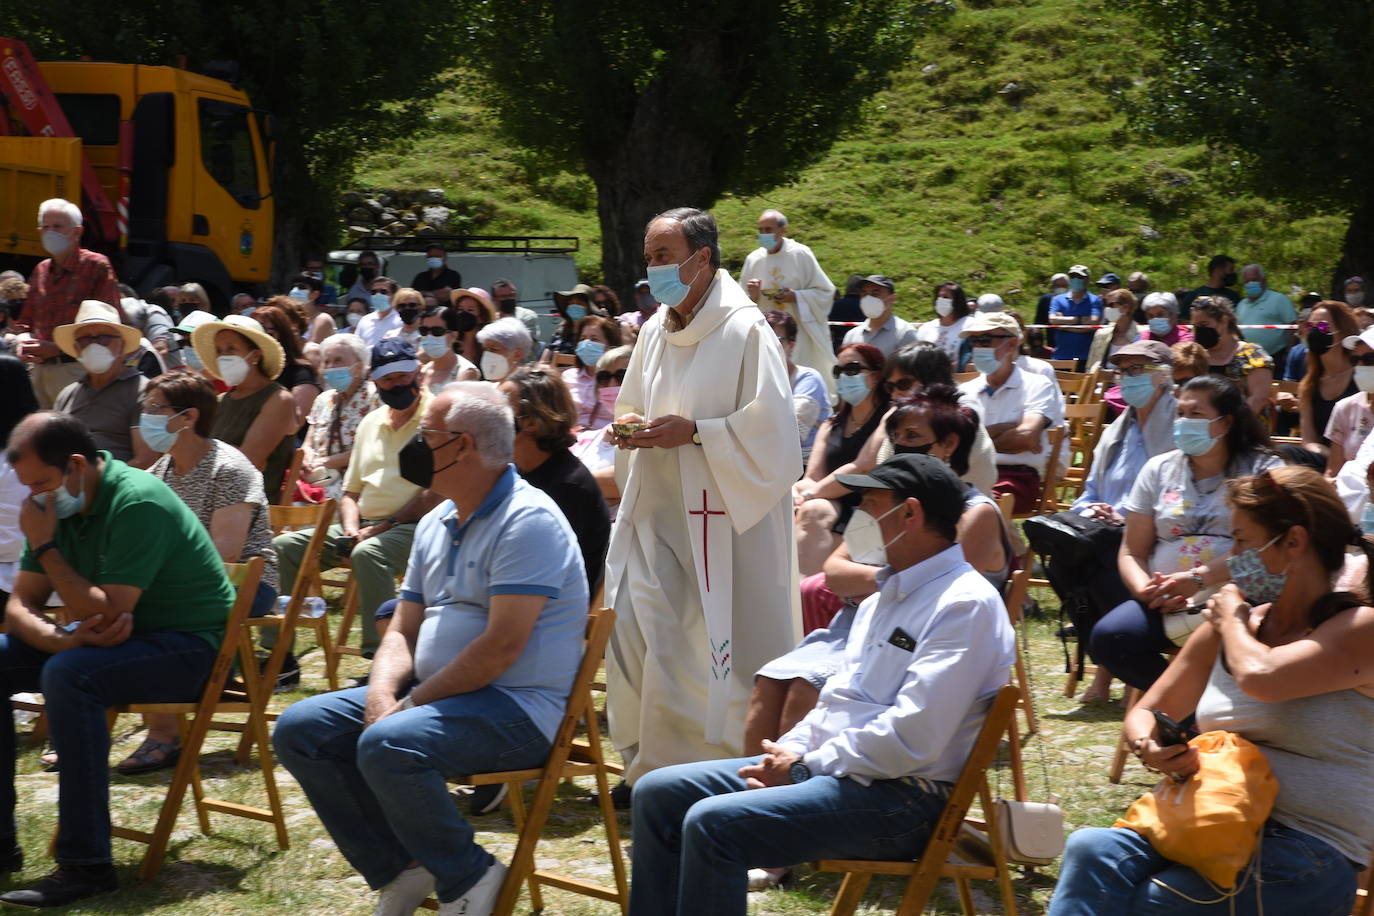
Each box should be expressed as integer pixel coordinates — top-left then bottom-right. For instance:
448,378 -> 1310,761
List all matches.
181,346 -> 203,370
971,346 -> 1002,376
34,468 -> 86,519
1243,280 -> 1263,299
1118,373 -> 1158,408
419,335 -> 450,359
576,339 -> 606,367
370,293 -> 391,312
758,233 -> 777,250
1068,277 -> 1087,293
289,287 -> 309,302
647,253 -> 707,308
139,409 -> 188,454
1361,503 -> 1374,537
323,366 -> 356,391
565,304 -> 589,322
425,257 -> 444,270
1173,416 -> 1219,456
1148,316 -> 1172,336
1227,534 -> 1286,604
835,372 -> 872,406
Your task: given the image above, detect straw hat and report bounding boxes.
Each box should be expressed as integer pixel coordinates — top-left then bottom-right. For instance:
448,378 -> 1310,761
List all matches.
190,314 -> 285,381
53,300 -> 143,360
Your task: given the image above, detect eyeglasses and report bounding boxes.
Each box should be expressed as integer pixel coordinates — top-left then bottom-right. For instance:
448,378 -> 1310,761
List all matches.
141,401 -> 180,414
1115,362 -> 1167,377
418,426 -> 468,446
832,362 -> 875,378
596,369 -> 627,385
967,334 -> 1016,347
884,377 -> 919,394
417,326 -> 449,337
74,333 -> 120,349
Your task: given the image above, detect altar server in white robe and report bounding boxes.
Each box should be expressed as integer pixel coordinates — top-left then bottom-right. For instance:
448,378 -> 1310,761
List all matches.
739,209 -> 838,399
607,207 -> 802,784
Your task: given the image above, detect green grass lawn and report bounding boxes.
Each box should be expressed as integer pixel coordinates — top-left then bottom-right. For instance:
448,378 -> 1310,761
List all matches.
9,584 -> 1159,914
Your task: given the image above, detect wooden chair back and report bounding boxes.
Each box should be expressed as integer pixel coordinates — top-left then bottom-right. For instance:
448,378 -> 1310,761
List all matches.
277,448 -> 305,506
1047,359 -> 1078,371
255,500 -> 339,692
553,352 -> 578,368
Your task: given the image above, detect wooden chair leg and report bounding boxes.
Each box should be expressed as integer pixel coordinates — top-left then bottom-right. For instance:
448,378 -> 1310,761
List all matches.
827,871 -> 872,916
1013,646 -> 1037,736
137,707 -> 217,880
250,705 -> 290,849
587,723 -> 629,912
955,876 -> 976,914
1109,686 -> 1140,784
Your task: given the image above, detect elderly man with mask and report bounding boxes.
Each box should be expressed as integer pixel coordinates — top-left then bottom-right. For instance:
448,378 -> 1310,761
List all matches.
52,301 -> 156,467
274,382 -> 587,916
840,275 -> 918,358
739,210 -> 837,397
18,200 -> 122,408
1236,263 -> 1298,362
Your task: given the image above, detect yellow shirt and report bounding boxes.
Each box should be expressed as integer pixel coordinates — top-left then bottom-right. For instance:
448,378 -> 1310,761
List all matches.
342,390 -> 432,519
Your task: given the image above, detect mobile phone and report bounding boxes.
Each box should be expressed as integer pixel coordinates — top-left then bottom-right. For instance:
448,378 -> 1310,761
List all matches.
1151,708 -> 1187,748
333,535 -> 357,555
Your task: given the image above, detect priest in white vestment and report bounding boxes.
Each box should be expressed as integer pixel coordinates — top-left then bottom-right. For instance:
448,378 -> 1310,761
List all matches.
606,208 -> 802,785
738,209 -> 838,399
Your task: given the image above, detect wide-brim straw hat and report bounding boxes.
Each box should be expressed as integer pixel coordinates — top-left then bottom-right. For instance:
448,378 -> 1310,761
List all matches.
53,300 -> 143,360
191,314 -> 285,381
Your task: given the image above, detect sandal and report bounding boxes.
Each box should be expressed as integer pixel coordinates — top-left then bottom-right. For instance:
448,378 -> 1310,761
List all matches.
40,746 -> 58,773
114,737 -> 181,776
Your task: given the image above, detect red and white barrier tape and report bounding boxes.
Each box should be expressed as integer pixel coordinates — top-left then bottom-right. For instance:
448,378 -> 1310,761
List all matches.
825,322 -> 1299,329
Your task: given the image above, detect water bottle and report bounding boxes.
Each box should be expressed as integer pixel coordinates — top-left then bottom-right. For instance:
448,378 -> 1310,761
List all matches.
1362,503 -> 1374,537
277,595 -> 328,618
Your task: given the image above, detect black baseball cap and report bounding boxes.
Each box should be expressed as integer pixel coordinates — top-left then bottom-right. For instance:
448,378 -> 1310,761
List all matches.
863,275 -> 895,292
836,453 -> 966,528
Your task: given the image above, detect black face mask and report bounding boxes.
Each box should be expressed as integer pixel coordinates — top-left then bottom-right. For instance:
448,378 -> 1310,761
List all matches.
360,267 -> 377,281
454,311 -> 477,333
378,382 -> 418,411
1221,272 -> 1238,287
1194,325 -> 1221,349
1307,329 -> 1334,356
496,298 -> 516,315
397,308 -> 420,325
893,442 -> 934,456
398,433 -> 462,488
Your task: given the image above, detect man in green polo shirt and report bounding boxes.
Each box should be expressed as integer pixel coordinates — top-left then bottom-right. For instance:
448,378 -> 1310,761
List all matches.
0,411 -> 232,908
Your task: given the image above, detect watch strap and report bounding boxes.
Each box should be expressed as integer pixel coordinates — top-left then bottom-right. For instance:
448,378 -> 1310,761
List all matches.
32,541 -> 58,561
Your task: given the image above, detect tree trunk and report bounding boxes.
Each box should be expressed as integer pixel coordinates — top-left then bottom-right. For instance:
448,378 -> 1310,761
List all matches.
1332,196 -> 1374,299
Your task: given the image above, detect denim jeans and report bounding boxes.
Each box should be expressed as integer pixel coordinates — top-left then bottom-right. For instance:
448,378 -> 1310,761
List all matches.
1089,599 -> 1175,690
630,755 -> 951,916
0,631 -> 217,864
272,685 -> 550,903
1049,824 -> 1358,915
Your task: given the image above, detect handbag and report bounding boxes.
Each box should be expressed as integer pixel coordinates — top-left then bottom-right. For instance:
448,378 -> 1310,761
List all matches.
1114,730 -> 1278,889
994,798 -> 1064,866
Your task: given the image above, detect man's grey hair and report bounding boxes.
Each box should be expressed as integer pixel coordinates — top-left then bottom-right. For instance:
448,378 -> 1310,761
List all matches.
476,316 -> 531,353
119,297 -> 148,332
321,332 -> 369,367
760,208 -> 788,229
1242,263 -> 1266,282
231,292 -> 256,307
38,198 -> 83,228
597,345 -> 633,372
440,382 -> 514,469
648,207 -> 722,269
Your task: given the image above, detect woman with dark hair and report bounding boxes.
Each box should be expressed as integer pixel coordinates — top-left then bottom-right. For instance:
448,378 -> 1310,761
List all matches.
253,301 -> 323,431
792,342 -> 890,575
500,367 -> 610,593
562,315 -> 624,429
1053,466 -> 1374,916
1296,300 -> 1359,450
415,305 -> 479,391
0,356 -> 38,604
1192,295 -> 1274,419
1089,374 -> 1279,691
914,281 -> 971,366
589,284 -> 622,317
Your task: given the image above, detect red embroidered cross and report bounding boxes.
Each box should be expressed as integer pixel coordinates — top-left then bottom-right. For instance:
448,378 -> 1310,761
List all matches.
687,489 -> 726,592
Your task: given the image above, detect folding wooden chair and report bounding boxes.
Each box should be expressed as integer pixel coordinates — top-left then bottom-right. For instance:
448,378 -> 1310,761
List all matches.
1010,426 -> 1066,519
817,685 -> 1022,916
420,607 -> 627,914
253,500 -> 341,692
553,352 -> 578,368
107,558 -> 289,880
277,448 -> 305,506
1002,567 -> 1037,741
1057,401 -> 1108,508
1054,371 -> 1093,406
1047,359 -> 1077,371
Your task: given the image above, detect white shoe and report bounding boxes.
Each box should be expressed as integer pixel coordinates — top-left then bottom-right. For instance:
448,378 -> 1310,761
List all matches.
374,865 -> 436,916
438,860 -> 507,916
747,866 -> 788,891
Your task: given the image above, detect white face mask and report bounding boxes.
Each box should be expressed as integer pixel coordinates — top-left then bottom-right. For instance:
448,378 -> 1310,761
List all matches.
217,354 -> 251,386
480,351 -> 510,381
77,342 -> 116,374
934,297 -> 954,317
41,229 -> 74,258
842,501 -> 906,567
860,295 -> 887,319
1357,366 -> 1374,394
1103,307 -> 1121,323
346,312 -> 363,328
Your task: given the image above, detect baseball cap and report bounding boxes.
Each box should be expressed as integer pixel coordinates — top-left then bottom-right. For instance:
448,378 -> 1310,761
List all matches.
863,275 -> 896,292
836,453 -> 966,531
1067,265 -> 1090,278
370,338 -> 419,380
1096,272 -> 1122,287
1109,339 -> 1173,366
959,311 -> 1021,338
1342,327 -> 1374,351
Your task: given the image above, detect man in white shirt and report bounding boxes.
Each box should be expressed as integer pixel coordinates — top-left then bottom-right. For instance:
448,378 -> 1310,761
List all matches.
628,454 -> 1015,916
957,311 -> 1065,515
355,276 -> 403,349
840,275 -> 918,358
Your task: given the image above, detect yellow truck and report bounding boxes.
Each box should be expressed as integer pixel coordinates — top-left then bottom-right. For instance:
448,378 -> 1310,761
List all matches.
0,37 -> 273,309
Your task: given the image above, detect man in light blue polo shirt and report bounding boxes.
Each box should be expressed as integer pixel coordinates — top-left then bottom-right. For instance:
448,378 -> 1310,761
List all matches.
1048,263 -> 1103,367
274,382 -> 587,916
1237,262 -> 1297,361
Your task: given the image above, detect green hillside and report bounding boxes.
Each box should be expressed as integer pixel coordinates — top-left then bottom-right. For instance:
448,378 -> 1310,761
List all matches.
355,0 -> 1346,323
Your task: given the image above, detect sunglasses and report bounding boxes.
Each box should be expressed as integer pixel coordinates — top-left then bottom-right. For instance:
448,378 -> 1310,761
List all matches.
596,369 -> 627,385
74,333 -> 121,349
832,362 -> 875,378
1304,320 -> 1332,333
417,326 -> 449,336
968,334 -> 1016,347
884,377 -> 919,394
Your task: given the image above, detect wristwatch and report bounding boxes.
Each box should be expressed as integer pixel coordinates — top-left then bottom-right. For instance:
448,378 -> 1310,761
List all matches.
397,694 -> 416,710
32,541 -> 58,561
789,761 -> 812,784
691,424 -> 702,446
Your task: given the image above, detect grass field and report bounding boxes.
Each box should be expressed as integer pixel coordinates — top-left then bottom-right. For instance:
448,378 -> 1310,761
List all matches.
9,584 -> 1159,914
354,0 -> 1348,322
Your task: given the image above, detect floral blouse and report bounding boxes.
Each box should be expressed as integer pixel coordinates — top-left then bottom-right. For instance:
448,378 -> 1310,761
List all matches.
305,382 -> 382,497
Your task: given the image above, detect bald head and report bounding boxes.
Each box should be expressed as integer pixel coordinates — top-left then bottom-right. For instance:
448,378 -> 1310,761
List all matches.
6,411 -> 97,468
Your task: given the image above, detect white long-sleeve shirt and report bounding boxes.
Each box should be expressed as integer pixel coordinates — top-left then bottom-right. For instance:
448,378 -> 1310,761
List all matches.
777,544 -> 1015,785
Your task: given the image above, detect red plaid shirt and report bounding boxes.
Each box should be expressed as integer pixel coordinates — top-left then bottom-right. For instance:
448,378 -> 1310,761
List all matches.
23,248 -> 122,341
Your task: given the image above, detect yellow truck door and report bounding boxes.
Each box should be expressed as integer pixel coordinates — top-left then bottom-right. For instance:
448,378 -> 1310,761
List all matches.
188,93 -> 272,283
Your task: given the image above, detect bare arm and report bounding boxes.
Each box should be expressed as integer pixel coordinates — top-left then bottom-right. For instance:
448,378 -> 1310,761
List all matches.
1245,366 -> 1273,417
338,491 -> 362,538
1118,509 -> 1159,599
208,502 -> 254,563
820,541 -> 878,601
1121,621 -> 1221,778
801,416 -> 889,501
3,570 -> 133,654
290,383 -> 321,429
991,412 -> 1047,454
592,463 -> 619,503
364,597 -> 421,725
237,390 -> 296,470
957,502 -> 1006,575
1327,439 -> 1346,478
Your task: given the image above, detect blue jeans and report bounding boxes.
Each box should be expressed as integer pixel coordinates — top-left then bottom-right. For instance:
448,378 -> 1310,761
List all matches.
1090,599 -> 1175,690
1049,824 -> 1358,915
0,631 -> 217,864
630,755 -> 951,916
272,685 -> 550,903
